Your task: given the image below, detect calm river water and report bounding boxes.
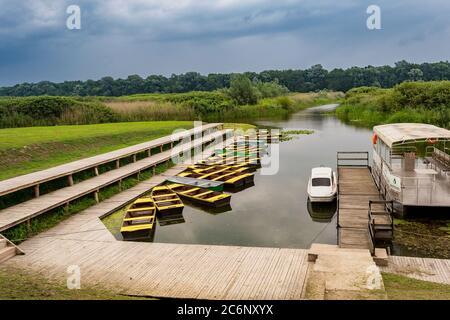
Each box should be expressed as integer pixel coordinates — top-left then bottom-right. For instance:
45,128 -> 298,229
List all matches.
107,104 -> 375,249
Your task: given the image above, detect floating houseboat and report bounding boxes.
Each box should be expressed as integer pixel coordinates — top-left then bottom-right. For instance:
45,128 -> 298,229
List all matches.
371,123 -> 450,214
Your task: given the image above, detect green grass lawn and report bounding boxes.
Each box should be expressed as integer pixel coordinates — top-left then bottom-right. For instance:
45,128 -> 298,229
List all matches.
382,272 -> 450,300
0,121 -> 193,180
0,121 -> 258,181
0,121 -> 194,150
0,266 -> 150,300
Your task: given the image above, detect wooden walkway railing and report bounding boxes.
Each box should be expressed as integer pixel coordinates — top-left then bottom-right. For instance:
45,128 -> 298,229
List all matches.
0,126 -> 230,232
0,123 -> 223,198
336,152 -> 393,254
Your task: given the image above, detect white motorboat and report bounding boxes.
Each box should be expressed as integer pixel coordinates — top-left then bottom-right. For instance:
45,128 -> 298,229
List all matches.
307,167 -> 337,202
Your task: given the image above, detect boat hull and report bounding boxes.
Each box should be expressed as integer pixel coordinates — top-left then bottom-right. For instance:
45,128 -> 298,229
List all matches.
121,228 -> 154,241
178,193 -> 231,208
308,194 -> 337,203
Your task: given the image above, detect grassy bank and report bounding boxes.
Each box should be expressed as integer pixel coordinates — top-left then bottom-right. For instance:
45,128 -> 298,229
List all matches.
393,218 -> 450,259
382,272 -> 450,300
0,121 -> 192,180
0,91 -> 342,128
335,81 -> 450,128
0,266 -> 149,300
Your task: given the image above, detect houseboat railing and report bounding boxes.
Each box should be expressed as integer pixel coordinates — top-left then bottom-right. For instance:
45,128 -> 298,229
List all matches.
400,175 -> 436,205
425,146 -> 450,173
336,151 -> 369,167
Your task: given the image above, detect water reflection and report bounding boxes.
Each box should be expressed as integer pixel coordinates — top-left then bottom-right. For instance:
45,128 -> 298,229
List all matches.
307,199 -> 337,223
158,213 -> 186,226
107,104 -> 373,248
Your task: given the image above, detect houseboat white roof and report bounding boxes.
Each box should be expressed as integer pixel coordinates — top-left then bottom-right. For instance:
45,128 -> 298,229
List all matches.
373,123 -> 450,148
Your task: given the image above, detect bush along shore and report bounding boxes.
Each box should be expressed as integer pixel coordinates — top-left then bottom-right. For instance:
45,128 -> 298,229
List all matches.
0,76 -> 342,128
335,81 -> 450,129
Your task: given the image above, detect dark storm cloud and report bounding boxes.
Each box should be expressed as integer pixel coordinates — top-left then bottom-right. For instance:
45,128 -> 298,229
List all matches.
0,0 -> 449,85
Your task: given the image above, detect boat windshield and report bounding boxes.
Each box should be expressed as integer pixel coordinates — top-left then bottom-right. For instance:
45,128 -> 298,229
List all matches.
312,178 -> 331,187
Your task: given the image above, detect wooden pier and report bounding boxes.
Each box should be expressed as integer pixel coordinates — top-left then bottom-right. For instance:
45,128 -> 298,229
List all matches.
1,136 -> 311,299
337,152 -> 392,252
0,124 -> 228,233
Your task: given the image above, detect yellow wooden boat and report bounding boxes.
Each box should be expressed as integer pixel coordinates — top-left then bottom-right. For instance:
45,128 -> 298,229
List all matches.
188,165 -> 251,175
167,183 -> 231,208
188,163 -> 255,173
197,158 -> 261,169
120,197 -> 156,240
151,185 -> 184,215
178,169 -> 254,189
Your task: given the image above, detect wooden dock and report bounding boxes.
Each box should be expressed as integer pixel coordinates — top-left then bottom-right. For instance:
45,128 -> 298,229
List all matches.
0,127 -> 230,232
337,152 -> 389,251
2,165 -> 310,300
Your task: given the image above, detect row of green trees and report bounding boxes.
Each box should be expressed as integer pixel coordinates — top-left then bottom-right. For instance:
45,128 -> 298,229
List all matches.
2,61 -> 450,96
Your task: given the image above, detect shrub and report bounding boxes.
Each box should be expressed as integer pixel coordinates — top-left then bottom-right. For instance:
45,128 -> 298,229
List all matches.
227,75 -> 259,105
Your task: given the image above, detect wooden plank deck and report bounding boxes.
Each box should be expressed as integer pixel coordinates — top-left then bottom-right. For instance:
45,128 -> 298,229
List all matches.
0,129 -> 231,232
3,153 -> 310,299
0,123 -> 223,196
338,167 -> 382,250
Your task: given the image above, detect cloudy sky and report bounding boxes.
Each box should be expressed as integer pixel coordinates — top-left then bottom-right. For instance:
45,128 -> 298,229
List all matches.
0,0 -> 449,86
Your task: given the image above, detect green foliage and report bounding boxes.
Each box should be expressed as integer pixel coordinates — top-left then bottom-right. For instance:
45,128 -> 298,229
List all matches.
254,80 -> 289,98
228,75 -> 260,105
336,81 -> 450,128
2,60 -> 450,97
0,96 -> 118,128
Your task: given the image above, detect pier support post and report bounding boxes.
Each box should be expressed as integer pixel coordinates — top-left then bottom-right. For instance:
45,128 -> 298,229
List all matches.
133,154 -> 137,163
119,179 -> 122,191
94,166 -> 99,176
94,191 -> 99,203
34,184 -> 40,198
116,160 -> 120,169
68,174 -> 74,186
148,149 -> 152,157
152,166 -> 156,176
160,145 -> 163,153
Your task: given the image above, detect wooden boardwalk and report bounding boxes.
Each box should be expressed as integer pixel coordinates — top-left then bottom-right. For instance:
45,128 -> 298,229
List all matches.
3,167 -> 310,299
0,123 -> 222,196
0,129 -> 230,232
337,167 -> 383,250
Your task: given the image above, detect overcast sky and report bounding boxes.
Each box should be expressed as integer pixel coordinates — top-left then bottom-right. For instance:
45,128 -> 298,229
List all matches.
0,0 -> 449,86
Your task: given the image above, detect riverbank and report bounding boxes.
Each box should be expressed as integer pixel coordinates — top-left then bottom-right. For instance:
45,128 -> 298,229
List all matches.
393,218 -> 450,259
0,121 -> 193,181
0,265 -> 149,300
335,81 -> 450,128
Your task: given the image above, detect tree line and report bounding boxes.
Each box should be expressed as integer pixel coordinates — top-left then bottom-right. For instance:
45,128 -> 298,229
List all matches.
1,60 -> 450,96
